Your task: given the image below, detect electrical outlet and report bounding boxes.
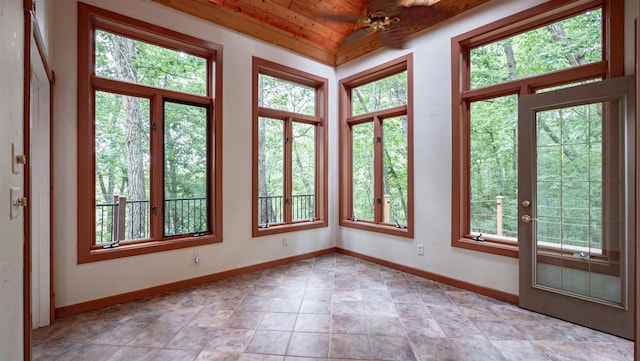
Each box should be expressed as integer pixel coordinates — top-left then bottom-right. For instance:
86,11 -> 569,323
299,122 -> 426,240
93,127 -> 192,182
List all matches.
417,244 -> 424,256
282,236 -> 288,246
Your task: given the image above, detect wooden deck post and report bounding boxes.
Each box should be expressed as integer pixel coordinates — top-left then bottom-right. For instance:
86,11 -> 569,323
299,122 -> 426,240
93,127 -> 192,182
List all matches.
113,195 -> 126,241
496,195 -> 504,236
383,194 -> 391,223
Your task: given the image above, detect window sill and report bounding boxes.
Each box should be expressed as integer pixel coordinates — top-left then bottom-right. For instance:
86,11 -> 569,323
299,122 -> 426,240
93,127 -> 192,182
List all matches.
340,219 -> 413,238
252,220 -> 327,237
452,237 -> 518,258
78,234 -> 221,264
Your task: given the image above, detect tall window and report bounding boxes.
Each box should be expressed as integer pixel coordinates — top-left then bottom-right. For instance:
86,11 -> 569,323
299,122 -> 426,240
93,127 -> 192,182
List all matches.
339,55 -> 414,238
451,0 -> 622,256
77,3 -> 223,263
252,57 -> 328,236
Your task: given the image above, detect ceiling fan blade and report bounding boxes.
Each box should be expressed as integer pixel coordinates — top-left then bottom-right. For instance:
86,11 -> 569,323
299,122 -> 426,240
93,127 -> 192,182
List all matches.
376,25 -> 409,49
367,0 -> 399,13
396,5 -> 449,27
340,27 -> 374,48
318,13 -> 368,23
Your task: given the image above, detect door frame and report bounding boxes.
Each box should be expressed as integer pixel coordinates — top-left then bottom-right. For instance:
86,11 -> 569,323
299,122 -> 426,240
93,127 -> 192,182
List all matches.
23,0 -> 54,359
518,75 -> 636,339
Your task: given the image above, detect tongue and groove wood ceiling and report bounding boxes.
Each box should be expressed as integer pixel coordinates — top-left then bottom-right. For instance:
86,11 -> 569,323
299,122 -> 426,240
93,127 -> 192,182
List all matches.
151,0 -> 490,66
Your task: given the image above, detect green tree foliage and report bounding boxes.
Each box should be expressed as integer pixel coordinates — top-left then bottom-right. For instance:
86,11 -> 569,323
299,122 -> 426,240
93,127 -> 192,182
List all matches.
470,9 -> 602,89
257,75 -> 317,224
94,30 -> 209,242
350,71 -> 408,225
352,122 -> 375,221
467,9 -> 604,250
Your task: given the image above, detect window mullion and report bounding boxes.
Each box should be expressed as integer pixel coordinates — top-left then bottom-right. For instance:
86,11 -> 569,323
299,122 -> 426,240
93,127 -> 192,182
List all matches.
374,116 -> 384,224
150,95 -> 164,240
284,117 -> 293,223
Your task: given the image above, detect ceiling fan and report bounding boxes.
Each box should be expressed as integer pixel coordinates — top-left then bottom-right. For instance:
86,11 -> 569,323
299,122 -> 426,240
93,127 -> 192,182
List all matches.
321,0 -> 447,49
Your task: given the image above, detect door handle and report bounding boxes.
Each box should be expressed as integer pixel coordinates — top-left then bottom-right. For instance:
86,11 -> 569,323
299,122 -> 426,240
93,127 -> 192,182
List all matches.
521,215 -> 536,223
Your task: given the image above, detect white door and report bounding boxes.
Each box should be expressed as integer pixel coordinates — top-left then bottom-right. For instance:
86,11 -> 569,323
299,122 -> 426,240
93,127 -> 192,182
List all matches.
30,33 -> 52,329
518,76 -> 635,339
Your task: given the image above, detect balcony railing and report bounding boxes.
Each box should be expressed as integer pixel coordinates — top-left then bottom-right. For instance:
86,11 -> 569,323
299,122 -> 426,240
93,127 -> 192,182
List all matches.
258,194 -> 314,225
470,196 -> 602,250
95,196 -> 207,245
96,194 -> 316,244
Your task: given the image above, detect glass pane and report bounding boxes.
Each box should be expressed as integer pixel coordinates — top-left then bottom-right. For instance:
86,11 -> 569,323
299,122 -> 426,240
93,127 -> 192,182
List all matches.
536,103 -> 603,252
164,101 -> 209,237
95,91 -> 150,244
258,117 -> 285,225
292,122 -> 316,221
95,30 -> 207,95
469,95 -> 518,239
470,9 -> 602,89
351,122 -> 375,221
352,71 -> 407,116
535,79 -> 601,93
535,101 -> 622,304
382,116 -> 408,226
258,74 -> 315,115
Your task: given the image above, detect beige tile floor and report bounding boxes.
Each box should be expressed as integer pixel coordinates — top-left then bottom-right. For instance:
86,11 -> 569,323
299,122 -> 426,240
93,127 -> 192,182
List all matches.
32,253 -> 633,361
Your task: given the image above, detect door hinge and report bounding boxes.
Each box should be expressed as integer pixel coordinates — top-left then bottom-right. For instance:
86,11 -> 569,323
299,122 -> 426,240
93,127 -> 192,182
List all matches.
14,197 -> 27,207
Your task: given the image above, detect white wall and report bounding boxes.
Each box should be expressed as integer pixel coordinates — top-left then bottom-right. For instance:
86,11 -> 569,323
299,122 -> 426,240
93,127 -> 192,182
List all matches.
0,0 -> 25,358
336,0 -> 637,296
52,0 -> 338,308
51,0 -> 637,310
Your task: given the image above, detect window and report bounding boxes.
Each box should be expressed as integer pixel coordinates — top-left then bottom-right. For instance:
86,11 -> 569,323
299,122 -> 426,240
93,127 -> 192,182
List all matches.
451,0 -> 623,257
339,55 -> 414,237
252,57 -> 328,236
77,3 -> 223,263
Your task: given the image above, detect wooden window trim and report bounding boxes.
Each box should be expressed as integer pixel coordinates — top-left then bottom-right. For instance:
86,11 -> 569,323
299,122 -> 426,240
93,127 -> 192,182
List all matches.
339,54 -> 414,238
251,57 -> 328,237
451,0 -> 623,258
77,3 -> 223,263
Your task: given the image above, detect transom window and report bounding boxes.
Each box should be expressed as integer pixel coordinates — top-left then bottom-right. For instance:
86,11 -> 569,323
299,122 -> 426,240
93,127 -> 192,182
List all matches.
252,57 -> 328,236
339,55 -> 414,237
77,3 -> 223,263
452,0 -> 622,256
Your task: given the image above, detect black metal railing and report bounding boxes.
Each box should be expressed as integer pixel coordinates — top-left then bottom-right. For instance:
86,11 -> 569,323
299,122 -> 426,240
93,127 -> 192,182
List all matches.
257,194 -> 314,225
96,194 -> 316,244
164,197 -> 207,237
95,197 -> 206,245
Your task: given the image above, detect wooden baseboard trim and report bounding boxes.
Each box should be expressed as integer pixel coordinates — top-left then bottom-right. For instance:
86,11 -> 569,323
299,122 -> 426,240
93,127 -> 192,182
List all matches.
336,247 -> 519,304
55,247 -> 337,319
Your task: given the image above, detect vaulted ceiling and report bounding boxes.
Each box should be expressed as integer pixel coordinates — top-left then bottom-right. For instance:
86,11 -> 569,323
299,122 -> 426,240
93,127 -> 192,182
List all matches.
151,0 -> 490,65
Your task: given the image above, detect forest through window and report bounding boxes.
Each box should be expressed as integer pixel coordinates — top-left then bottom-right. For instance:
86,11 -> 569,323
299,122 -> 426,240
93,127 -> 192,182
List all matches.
340,55 -> 413,237
466,8 -> 603,243
78,3 -> 223,262
253,58 -> 328,236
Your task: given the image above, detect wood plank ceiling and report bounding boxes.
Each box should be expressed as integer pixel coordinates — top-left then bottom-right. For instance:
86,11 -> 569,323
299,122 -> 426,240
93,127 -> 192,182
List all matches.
151,0 -> 490,66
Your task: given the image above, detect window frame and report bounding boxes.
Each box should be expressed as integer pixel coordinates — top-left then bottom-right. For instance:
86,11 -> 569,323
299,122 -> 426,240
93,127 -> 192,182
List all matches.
77,3 -> 224,263
339,54 -> 414,238
251,57 -> 328,237
451,0 -> 623,257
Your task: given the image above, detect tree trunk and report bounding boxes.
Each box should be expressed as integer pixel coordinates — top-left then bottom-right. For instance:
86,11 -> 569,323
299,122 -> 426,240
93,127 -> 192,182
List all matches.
502,38 -> 518,81
546,23 -> 587,66
257,76 -> 271,224
113,35 -> 146,239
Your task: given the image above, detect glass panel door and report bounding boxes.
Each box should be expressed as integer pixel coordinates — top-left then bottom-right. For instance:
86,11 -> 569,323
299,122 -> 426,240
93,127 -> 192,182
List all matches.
518,76 -> 634,339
